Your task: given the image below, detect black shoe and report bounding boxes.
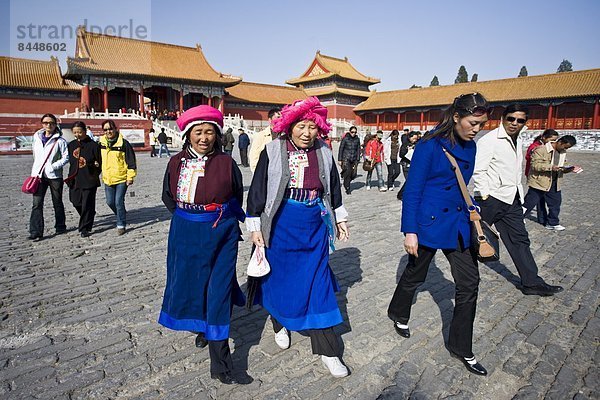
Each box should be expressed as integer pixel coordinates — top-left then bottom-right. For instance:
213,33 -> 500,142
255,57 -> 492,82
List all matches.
28,234 -> 43,241
393,322 -> 410,338
211,371 -> 252,385
345,189 -> 351,195
521,283 -> 564,296
80,230 -> 91,238
195,333 -> 208,348
55,228 -> 67,235
449,351 -> 487,376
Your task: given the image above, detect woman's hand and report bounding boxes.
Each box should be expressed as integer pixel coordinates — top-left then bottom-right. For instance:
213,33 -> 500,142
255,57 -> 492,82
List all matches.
404,233 -> 419,257
251,231 -> 265,247
336,221 -> 349,242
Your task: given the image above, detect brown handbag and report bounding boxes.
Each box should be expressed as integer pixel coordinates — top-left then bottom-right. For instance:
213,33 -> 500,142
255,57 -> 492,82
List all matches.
443,148 -> 500,262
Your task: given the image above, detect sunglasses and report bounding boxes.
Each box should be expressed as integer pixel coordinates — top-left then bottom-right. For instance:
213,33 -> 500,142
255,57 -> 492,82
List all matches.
462,106 -> 491,117
505,116 -> 527,124
103,128 -> 114,132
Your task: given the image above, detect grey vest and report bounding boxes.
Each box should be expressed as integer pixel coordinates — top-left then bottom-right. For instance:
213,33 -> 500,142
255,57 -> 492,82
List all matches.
261,138 -> 336,248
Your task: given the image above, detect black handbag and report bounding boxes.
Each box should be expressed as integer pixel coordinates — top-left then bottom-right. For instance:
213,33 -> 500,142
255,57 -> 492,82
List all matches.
443,149 -> 500,262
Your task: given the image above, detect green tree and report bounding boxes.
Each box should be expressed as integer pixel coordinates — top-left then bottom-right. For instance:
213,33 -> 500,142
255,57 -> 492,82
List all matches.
455,65 -> 468,83
471,73 -> 478,82
557,59 -> 573,72
430,75 -> 440,86
518,66 -> 528,77
410,84 -> 422,89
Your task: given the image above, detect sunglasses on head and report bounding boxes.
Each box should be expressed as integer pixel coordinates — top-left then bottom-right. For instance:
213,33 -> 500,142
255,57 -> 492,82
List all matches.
505,116 -> 527,124
454,93 -> 490,116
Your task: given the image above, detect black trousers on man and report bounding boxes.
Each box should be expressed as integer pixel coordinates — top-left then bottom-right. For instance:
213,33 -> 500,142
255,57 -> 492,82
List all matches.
388,244 -> 480,358
387,161 -> 401,189
240,148 -> 249,167
340,161 -> 358,192
523,179 -> 562,226
479,194 -> 545,287
69,186 -> 97,233
272,317 -> 341,357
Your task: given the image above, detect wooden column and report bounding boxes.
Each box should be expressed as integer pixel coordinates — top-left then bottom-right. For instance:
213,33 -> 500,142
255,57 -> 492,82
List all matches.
216,96 -> 224,113
179,90 -> 184,112
396,113 -> 401,130
139,85 -> 145,114
592,98 -> 600,129
103,86 -> 109,111
207,96 -> 213,107
419,111 -> 425,131
375,114 -> 380,129
81,84 -> 90,112
547,104 -> 554,129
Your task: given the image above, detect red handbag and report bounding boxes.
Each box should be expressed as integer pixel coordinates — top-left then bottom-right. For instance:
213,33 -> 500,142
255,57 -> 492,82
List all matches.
22,139 -> 58,194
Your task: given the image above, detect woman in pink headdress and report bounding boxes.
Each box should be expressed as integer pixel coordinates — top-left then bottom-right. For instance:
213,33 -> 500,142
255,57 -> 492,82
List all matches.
158,105 -> 250,385
246,97 -> 351,378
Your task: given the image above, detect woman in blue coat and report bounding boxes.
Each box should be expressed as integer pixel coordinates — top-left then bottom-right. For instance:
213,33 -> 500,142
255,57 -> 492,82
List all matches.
387,93 -> 491,375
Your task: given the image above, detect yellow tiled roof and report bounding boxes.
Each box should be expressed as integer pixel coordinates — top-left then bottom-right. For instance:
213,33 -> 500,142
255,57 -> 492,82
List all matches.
226,82 -> 307,104
287,51 -> 380,85
0,56 -> 81,91
303,84 -> 372,98
354,69 -> 600,111
66,28 -> 240,86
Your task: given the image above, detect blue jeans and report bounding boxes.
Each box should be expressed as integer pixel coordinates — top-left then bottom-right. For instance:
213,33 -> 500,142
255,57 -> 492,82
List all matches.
158,143 -> 171,157
105,182 -> 128,228
366,162 -> 384,188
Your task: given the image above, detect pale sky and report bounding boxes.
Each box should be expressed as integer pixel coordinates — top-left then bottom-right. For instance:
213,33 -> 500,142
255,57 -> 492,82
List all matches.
1,0 -> 599,91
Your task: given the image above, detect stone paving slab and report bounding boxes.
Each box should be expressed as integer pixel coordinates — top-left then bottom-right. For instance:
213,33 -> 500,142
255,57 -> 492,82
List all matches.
0,149 -> 598,399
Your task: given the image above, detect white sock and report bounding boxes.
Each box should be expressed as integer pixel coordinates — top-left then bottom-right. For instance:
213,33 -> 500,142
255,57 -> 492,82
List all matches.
395,322 -> 408,329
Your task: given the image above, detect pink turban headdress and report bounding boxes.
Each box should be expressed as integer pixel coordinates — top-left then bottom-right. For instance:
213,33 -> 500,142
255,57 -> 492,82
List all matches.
272,97 -> 331,137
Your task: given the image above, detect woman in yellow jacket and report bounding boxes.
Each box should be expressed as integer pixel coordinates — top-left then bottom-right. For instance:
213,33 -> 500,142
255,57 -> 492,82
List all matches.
99,120 -> 137,235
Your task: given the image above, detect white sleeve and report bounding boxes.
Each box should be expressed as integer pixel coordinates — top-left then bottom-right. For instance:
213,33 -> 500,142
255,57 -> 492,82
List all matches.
473,135 -> 494,198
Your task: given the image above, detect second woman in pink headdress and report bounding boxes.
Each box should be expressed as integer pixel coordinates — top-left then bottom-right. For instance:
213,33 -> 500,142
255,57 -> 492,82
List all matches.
246,97 -> 351,378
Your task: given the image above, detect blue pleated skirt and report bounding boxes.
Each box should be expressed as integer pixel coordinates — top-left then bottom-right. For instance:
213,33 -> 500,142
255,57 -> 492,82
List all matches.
158,210 -> 245,341
258,199 -> 343,331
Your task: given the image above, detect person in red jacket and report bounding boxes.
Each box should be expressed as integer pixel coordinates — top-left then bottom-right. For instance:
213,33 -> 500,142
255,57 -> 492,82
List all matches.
365,130 -> 386,191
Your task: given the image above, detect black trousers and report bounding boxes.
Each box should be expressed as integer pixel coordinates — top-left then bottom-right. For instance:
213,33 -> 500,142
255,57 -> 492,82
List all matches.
341,160 -> 358,191
387,161 -> 401,189
69,186 -> 97,233
388,244 -> 480,358
397,166 -> 410,200
479,195 -> 545,287
29,177 -> 66,236
208,339 -> 233,374
272,317 -> 341,357
240,148 -> 249,167
523,180 -> 562,226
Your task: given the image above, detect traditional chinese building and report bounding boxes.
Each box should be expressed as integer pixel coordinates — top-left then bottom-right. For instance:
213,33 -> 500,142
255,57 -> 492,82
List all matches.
0,56 -> 80,114
286,51 -> 379,120
224,81 -> 307,121
354,69 -> 600,132
64,27 -> 241,114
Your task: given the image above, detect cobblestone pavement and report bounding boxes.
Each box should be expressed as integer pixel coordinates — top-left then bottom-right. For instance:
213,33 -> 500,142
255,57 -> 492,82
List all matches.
1,149 -> 598,399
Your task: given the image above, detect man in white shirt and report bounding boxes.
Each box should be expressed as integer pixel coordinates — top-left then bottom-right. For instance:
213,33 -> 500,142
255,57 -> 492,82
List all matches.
473,104 -> 563,296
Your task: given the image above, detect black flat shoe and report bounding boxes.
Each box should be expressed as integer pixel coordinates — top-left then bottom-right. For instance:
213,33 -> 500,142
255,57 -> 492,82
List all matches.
211,371 -> 253,385
521,283 -> 564,296
28,234 -> 42,241
195,333 -> 208,348
393,322 -> 410,338
80,231 -> 91,238
449,351 -> 487,376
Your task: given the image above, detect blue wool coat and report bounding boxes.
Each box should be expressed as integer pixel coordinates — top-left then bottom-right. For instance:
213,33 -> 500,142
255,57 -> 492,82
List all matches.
401,136 -> 476,250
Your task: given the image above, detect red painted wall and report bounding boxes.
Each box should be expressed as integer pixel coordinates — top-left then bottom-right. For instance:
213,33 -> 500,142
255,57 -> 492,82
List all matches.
0,96 -> 80,115
223,106 -> 269,121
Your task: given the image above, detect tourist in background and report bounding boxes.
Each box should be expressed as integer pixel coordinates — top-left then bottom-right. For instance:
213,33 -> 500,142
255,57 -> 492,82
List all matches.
149,128 -> 158,157
222,127 -> 235,155
238,128 -> 250,167
249,108 -> 281,172
338,125 -> 361,194
246,97 -> 351,378
99,120 -> 137,235
396,131 -> 420,201
65,121 -> 102,237
28,113 -> 69,241
384,129 -> 401,191
388,93 -> 491,376
157,128 -> 171,158
365,130 -> 386,191
524,129 -> 559,225
159,105 -> 249,385
523,135 -> 578,231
